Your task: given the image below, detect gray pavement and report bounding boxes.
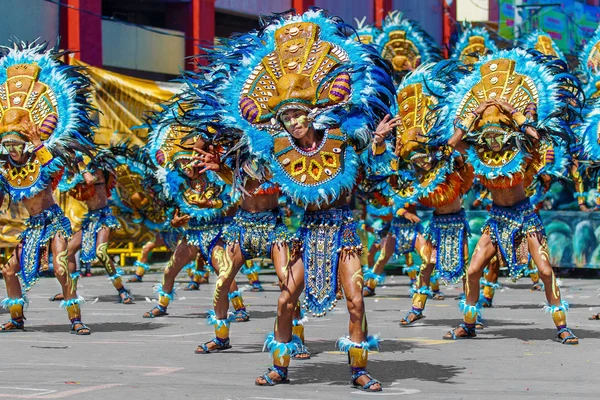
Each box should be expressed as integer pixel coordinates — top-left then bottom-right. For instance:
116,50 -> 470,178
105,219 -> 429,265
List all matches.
0,270 -> 599,400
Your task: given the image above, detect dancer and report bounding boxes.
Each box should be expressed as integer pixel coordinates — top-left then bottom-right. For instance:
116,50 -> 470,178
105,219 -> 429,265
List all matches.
441,49 -> 580,344
197,9 -> 398,390
0,41 -> 94,334
141,112 -> 248,321
57,148 -> 133,303
386,62 -> 473,326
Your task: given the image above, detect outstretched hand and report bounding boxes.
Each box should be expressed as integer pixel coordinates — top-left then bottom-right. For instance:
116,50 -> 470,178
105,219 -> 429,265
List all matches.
170,208 -> 191,228
191,145 -> 221,174
374,115 -> 402,144
403,210 -> 421,223
19,121 -> 42,147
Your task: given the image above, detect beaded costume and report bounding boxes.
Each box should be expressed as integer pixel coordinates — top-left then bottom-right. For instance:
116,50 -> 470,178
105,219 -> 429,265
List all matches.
439,48 -> 581,342
0,40 -> 95,332
198,9 -> 395,389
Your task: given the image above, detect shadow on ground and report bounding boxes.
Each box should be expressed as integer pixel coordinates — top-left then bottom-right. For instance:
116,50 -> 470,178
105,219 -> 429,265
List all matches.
480,326 -> 600,342
291,359 -> 463,386
30,321 -> 165,333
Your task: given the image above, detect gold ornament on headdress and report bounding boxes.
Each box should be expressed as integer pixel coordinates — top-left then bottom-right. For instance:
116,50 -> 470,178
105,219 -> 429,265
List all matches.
532,35 -> 560,58
0,62 -> 59,140
239,21 -> 351,125
114,164 -> 166,224
457,58 -> 538,123
460,36 -> 489,65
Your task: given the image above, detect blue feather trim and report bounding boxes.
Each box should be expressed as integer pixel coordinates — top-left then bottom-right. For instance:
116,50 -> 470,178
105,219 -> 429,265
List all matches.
520,30 -> 565,61
410,285 -> 433,297
206,309 -> 233,327
263,332 -> 303,359
1,296 -> 29,310
479,278 -> 502,290
458,299 -> 481,318
154,284 -> 176,301
363,269 -> 386,285
240,262 -> 261,275
544,300 -> 569,314
451,24 -> 498,61
59,296 -> 85,309
228,290 -> 243,300
134,260 -> 150,271
336,334 -> 380,353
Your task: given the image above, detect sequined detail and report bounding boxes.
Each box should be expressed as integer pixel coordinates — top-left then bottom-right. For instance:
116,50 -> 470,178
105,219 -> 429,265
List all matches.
426,209 -> 470,284
159,230 -> 180,250
482,199 -> 544,279
18,204 -> 72,291
389,216 -> 423,254
222,208 -> 290,259
293,207 -> 362,317
80,206 -> 120,264
185,217 -> 230,265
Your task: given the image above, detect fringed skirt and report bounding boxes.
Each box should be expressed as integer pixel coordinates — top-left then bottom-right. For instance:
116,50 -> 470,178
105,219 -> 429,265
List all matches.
482,199 -> 545,279
389,216 -> 423,254
80,206 -> 120,264
293,206 -> 362,317
18,204 -> 72,291
426,209 -> 470,284
222,208 -> 290,259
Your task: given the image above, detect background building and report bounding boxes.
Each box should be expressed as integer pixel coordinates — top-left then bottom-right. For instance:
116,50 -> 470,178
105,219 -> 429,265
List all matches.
0,0 -> 448,79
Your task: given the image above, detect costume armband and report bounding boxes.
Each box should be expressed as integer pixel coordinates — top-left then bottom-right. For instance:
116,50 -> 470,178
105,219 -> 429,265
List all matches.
456,112 -> 477,132
371,140 -> 387,156
34,145 -> 53,166
511,111 -> 527,127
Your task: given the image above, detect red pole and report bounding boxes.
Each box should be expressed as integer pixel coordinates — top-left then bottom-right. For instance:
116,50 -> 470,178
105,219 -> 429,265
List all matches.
375,0 -> 392,29
60,0 -> 102,66
442,0 -> 457,59
292,0 -> 315,14
186,0 -> 215,70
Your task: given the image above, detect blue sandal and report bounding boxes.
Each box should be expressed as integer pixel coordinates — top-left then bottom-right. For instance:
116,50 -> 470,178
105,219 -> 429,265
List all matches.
0,318 -> 25,332
184,281 -> 200,291
556,327 -> 578,345
143,305 -> 168,318
351,370 -> 382,392
256,366 -> 290,386
118,288 -> 134,304
400,309 -> 425,326
234,309 -> 250,322
195,337 -> 231,354
443,323 -> 477,340
362,286 -> 376,297
70,319 -> 91,335
293,344 -> 311,360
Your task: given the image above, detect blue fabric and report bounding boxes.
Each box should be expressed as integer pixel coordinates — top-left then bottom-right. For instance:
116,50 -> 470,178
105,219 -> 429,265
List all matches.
389,216 -> 423,254
19,204 -> 72,291
426,209 -> 470,284
80,206 -> 120,264
185,217 -> 230,265
482,199 -> 545,279
222,208 -> 290,259
294,207 -> 361,317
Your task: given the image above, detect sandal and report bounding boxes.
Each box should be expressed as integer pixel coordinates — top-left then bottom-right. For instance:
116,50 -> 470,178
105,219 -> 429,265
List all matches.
49,293 -> 64,302
184,281 -> 200,291
234,309 -> 250,322
0,318 -> 25,332
119,289 -> 134,304
143,305 -> 168,318
588,313 -> 600,320
556,327 -> 578,345
362,286 -> 376,297
70,319 -> 91,335
292,344 -> 311,360
432,291 -> 445,301
127,275 -> 143,283
195,336 -> 232,354
479,297 -> 493,308
250,282 -> 265,292
531,282 -> 543,291
443,323 -> 477,340
400,309 -> 426,326
475,319 -> 485,330
351,370 -> 382,392
255,366 -> 290,386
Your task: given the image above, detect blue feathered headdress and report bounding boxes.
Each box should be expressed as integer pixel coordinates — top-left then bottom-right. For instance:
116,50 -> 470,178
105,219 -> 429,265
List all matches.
206,8 -> 395,207
520,30 -> 566,61
375,10 -> 441,86
451,24 -> 498,64
578,26 -> 600,99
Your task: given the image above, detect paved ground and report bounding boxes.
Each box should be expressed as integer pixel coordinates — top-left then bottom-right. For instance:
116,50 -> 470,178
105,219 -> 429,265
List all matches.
0,269 -> 599,400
